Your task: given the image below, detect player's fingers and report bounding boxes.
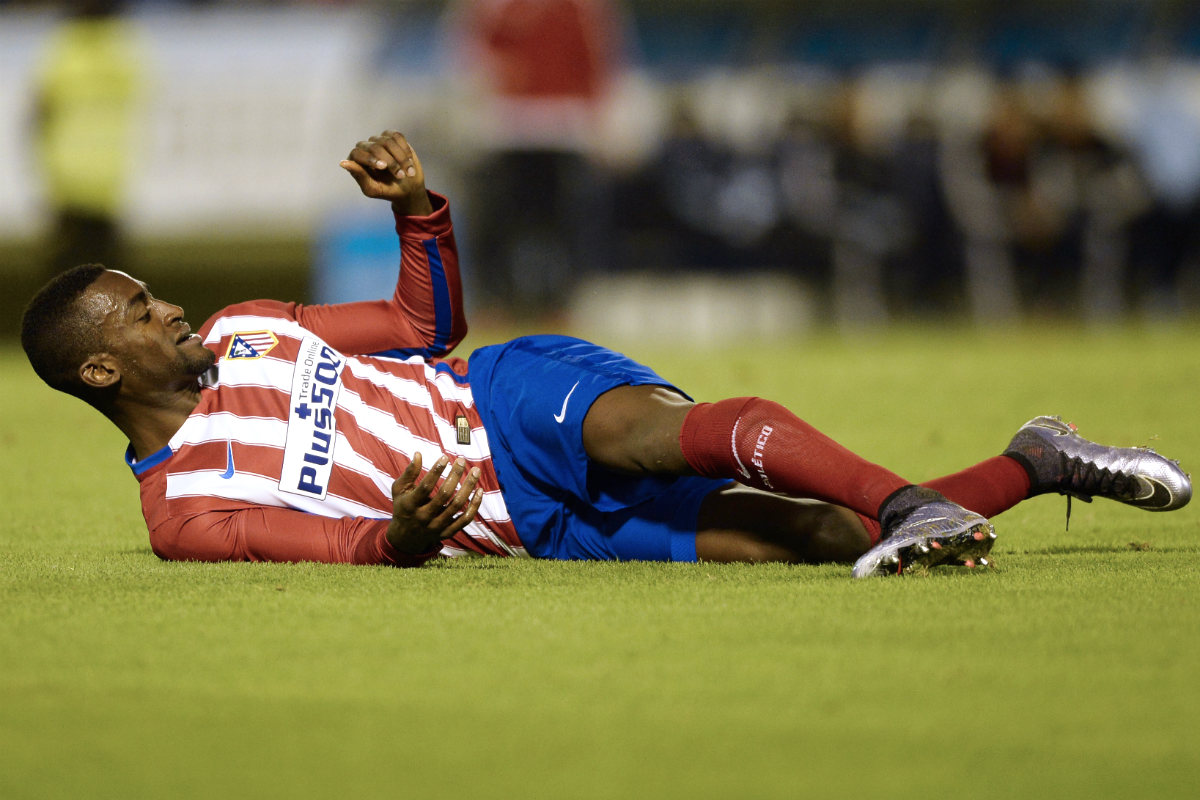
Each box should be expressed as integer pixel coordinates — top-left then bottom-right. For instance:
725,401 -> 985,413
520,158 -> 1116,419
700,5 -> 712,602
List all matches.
359,133 -> 411,178
346,138 -> 399,175
346,140 -> 384,171
378,131 -> 419,178
415,454 -> 451,498
438,487 -> 485,540
453,466 -> 482,507
393,452 -> 422,490
431,458 -> 467,506
339,159 -> 374,187
391,452 -> 423,506
428,466 -> 480,528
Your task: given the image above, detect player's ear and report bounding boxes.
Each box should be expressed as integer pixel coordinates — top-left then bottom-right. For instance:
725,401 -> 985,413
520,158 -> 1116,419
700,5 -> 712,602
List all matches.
79,354 -> 121,390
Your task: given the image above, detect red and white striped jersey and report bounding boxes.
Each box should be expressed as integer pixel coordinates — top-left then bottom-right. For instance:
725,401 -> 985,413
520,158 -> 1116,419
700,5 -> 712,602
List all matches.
127,194 -> 526,566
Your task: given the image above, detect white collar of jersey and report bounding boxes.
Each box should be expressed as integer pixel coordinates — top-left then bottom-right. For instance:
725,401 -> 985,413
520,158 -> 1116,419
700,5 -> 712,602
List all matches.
199,365 -> 219,389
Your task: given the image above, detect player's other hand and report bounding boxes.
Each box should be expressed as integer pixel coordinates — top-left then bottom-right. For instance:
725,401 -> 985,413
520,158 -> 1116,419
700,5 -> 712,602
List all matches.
387,452 -> 484,555
340,131 -> 433,216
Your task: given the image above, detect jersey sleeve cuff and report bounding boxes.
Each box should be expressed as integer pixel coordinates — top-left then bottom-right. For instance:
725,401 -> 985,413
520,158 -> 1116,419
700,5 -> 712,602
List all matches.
378,532 -> 442,568
393,192 -> 451,238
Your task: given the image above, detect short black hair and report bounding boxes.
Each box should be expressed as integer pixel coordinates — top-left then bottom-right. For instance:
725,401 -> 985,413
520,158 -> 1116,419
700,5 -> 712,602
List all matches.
21,264 -> 109,403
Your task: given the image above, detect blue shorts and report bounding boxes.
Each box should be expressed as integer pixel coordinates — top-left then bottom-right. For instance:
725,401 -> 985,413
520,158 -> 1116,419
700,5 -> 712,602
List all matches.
466,335 -> 729,561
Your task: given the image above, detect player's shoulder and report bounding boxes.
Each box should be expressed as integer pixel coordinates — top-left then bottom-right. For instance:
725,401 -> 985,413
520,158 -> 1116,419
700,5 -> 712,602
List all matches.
198,299 -> 299,340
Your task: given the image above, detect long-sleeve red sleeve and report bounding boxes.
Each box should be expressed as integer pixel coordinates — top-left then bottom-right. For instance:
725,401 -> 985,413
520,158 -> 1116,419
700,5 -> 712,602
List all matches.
146,504 -> 440,567
198,191 -> 466,358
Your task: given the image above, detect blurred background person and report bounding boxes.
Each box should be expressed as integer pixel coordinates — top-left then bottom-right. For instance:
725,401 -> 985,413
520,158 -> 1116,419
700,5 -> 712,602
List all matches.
885,103 -> 961,316
769,103 -> 837,297
640,100 -> 733,270
826,79 -> 905,327
30,0 -> 146,280
946,72 -> 1148,320
1037,71 -> 1145,320
943,82 -> 1037,320
448,0 -> 625,321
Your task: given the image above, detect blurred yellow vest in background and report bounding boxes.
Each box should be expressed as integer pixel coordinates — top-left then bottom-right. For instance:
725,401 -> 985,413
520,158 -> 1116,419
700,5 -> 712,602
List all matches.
35,16 -> 145,216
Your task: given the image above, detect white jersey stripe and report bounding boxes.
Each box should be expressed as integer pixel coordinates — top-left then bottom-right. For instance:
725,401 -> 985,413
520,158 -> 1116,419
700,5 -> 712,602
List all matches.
344,356 -> 476,409
336,383 -> 493,463
215,356 -> 296,393
204,314 -> 314,346
170,412 -> 289,450
461,520 -> 525,556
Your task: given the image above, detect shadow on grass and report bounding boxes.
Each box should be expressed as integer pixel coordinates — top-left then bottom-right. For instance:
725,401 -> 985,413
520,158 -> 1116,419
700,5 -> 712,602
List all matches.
426,555 -> 518,570
113,548 -> 536,572
1013,543 -> 1200,555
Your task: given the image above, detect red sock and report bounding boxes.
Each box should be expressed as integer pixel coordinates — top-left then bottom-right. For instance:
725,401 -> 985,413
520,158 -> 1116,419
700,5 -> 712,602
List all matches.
856,456 -> 1032,544
923,456 -> 1032,517
679,397 -> 911,518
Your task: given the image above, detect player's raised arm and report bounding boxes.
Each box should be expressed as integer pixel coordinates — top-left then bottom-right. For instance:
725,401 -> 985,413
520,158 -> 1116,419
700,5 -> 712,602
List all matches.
339,130 -> 434,217
282,130 -> 467,356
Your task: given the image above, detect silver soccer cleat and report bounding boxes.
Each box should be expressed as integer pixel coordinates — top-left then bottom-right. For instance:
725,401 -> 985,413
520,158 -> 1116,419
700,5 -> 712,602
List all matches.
1005,416 -> 1191,512
852,501 -> 997,578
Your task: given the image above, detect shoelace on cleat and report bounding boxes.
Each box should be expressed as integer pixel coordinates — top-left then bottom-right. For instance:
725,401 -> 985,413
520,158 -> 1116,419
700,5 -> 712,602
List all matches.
1059,454 -> 1137,530
1059,455 -> 1136,501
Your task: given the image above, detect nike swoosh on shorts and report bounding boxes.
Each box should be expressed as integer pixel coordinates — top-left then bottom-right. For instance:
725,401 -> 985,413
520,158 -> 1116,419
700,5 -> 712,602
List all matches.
554,382 -> 581,424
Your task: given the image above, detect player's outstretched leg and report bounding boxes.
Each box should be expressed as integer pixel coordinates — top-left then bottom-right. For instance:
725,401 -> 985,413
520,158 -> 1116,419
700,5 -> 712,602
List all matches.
850,486 -> 996,578
1004,415 -> 1191,511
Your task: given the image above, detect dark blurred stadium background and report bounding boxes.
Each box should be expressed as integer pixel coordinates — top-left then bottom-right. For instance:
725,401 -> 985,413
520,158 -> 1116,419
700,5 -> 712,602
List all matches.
4,0 -> 1200,342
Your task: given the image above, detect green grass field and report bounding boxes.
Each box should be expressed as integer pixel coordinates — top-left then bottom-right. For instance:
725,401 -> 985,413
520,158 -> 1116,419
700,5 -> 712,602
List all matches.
2,322 -> 1198,799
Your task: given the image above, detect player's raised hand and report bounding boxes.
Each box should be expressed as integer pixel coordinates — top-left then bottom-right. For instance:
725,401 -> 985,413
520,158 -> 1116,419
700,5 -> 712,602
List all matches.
340,131 -> 433,216
386,452 -> 484,555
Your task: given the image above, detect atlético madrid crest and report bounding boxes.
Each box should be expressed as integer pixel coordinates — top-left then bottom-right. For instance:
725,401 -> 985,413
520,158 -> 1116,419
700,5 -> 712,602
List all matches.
225,331 -> 279,360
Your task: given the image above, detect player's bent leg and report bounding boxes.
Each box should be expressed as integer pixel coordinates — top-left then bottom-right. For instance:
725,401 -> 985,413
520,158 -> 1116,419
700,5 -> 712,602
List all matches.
582,385 -> 989,560
693,484 -> 872,564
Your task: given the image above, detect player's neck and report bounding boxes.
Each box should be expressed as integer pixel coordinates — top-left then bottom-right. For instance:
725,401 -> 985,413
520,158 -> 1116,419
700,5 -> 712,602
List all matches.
108,384 -> 203,462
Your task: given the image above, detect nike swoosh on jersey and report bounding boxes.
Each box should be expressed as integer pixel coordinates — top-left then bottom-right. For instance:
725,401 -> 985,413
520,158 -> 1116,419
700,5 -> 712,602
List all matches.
553,381 -> 581,424
219,441 -> 235,479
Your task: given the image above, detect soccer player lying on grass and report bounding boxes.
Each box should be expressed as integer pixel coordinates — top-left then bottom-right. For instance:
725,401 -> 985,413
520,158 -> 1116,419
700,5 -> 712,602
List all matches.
20,132 -> 1192,578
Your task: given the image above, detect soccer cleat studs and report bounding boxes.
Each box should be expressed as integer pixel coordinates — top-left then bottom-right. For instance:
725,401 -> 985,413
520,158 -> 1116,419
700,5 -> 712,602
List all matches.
852,500 -> 997,578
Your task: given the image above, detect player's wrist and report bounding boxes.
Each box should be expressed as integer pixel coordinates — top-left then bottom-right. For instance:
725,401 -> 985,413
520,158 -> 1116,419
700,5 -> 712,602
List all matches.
384,529 -> 442,566
391,191 -> 434,218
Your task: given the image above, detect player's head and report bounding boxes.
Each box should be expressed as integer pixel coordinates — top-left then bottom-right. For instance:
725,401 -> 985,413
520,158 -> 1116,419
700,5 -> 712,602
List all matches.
22,264 -> 110,404
21,266 -> 215,409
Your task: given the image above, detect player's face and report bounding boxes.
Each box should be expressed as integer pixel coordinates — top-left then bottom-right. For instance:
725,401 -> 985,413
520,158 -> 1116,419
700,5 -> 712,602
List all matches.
86,270 -> 216,386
